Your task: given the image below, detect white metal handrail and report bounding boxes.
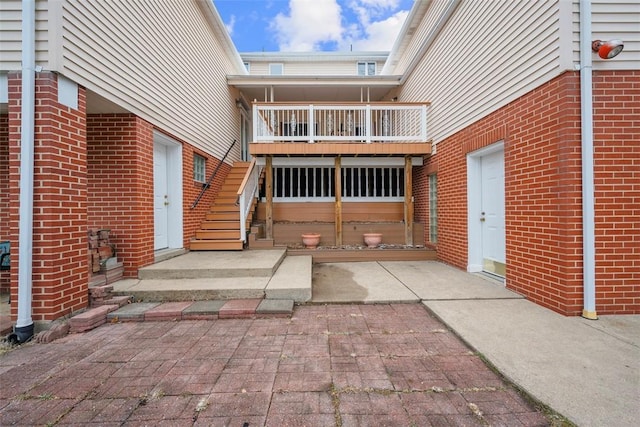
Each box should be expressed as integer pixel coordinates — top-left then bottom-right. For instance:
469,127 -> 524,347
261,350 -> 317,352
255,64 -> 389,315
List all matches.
253,103 -> 429,143
236,159 -> 262,242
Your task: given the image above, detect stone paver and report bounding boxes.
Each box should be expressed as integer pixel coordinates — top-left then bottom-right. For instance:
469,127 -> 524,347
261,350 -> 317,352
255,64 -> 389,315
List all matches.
0,304 -> 552,426
182,300 -> 226,320
106,302 -> 160,322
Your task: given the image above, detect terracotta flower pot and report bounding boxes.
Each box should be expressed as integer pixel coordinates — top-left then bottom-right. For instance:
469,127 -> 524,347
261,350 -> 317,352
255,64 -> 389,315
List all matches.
301,233 -> 321,249
363,233 -> 382,248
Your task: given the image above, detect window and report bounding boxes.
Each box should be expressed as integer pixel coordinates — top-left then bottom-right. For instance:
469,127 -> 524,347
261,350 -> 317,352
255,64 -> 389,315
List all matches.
429,174 -> 438,243
357,62 -> 376,76
193,154 -> 206,183
269,63 -> 284,75
265,166 -> 403,201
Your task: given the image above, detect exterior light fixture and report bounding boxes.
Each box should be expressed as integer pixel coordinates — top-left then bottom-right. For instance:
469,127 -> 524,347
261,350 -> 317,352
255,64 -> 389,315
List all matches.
591,39 -> 624,59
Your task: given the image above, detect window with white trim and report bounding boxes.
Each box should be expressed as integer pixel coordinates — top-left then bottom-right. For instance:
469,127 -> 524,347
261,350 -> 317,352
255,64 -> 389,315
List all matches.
357,62 -> 376,76
429,173 -> 438,243
193,154 -> 206,183
269,63 -> 284,75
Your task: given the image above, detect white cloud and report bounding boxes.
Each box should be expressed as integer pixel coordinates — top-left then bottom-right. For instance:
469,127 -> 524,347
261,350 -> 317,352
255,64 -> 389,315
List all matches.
225,14 -> 236,35
349,10 -> 408,51
271,0 -> 343,51
269,0 -> 408,52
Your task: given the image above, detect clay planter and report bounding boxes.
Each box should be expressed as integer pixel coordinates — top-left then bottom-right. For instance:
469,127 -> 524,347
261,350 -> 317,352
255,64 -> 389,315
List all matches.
301,233 -> 321,249
363,233 -> 382,248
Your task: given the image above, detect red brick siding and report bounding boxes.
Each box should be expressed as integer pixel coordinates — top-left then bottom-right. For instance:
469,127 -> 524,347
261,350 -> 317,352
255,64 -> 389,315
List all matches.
182,147 -> 230,249
87,115 -> 155,277
592,70 -> 640,314
0,114 -> 9,292
8,72 -> 88,321
415,71 -> 639,315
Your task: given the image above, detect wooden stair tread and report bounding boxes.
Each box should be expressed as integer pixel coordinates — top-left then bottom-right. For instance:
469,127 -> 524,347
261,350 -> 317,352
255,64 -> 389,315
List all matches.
191,161 -> 260,251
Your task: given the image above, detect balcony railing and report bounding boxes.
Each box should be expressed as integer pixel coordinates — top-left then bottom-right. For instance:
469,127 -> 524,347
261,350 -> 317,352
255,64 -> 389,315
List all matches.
252,103 -> 429,144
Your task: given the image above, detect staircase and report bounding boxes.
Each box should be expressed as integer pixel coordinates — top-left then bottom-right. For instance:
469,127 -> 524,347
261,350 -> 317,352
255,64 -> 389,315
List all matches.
190,162 -> 255,251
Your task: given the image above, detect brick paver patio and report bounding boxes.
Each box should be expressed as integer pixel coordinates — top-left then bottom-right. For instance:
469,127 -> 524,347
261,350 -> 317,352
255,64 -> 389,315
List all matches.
0,304 -> 550,426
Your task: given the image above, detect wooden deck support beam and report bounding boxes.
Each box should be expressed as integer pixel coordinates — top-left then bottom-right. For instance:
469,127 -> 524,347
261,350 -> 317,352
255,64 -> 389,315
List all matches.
335,156 -> 342,246
265,155 -> 273,239
404,156 -> 414,246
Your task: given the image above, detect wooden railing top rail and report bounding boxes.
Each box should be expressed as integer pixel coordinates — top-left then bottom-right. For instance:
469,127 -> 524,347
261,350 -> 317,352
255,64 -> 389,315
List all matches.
236,158 -> 257,201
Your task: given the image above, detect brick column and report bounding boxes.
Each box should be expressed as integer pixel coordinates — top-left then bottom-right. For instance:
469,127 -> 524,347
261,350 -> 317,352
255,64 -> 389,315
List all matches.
87,115 -> 155,277
8,72 -> 88,322
0,114 -> 9,293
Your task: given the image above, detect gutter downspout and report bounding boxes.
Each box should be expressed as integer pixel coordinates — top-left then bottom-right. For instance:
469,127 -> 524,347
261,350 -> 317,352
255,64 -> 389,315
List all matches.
12,0 -> 36,342
579,0 -> 597,320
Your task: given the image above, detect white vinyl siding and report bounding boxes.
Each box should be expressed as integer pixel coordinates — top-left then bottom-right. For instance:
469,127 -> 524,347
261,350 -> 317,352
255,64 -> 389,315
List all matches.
387,0 -> 454,75
0,0 -> 49,70
50,0 -> 242,161
572,0 -> 640,69
243,58 -> 387,76
397,0 -> 564,144
393,0 -> 639,145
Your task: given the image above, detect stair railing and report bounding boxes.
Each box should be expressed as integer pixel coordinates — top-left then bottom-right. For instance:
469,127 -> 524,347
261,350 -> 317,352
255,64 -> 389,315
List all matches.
236,158 -> 263,242
191,139 -> 236,209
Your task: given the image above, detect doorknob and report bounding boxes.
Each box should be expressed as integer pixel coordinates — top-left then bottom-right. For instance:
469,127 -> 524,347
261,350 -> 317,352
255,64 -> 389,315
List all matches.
164,195 -> 169,206
480,212 -> 485,222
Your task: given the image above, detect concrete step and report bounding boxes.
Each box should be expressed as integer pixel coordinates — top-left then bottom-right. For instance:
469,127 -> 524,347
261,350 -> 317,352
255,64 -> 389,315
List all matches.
138,249 -> 287,279
113,277 -> 268,301
265,255 -> 312,302
104,299 -> 294,320
116,249 -> 311,303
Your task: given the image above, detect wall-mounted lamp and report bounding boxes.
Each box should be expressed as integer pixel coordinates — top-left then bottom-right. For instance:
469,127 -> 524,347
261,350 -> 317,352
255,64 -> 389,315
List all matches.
591,39 -> 624,59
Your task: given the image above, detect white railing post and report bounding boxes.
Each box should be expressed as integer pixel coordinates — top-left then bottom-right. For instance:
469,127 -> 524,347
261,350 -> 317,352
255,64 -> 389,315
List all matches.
239,194 -> 247,241
309,104 -> 315,143
253,104 -> 259,143
421,104 -> 428,141
365,104 -> 372,143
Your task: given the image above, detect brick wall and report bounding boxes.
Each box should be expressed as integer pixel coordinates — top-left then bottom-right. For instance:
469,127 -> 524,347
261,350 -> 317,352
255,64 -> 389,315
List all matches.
592,70 -> 640,314
87,115 -> 155,277
87,118 -> 231,273
8,72 -> 89,321
0,114 -> 8,292
415,70 -> 639,315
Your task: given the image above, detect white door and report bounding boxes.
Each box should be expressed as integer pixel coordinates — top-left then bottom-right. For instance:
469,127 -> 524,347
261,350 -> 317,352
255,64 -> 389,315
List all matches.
480,150 -> 505,276
154,143 -> 169,250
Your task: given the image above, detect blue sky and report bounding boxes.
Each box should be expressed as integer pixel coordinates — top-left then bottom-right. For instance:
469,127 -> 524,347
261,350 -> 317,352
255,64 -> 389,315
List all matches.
214,0 -> 414,52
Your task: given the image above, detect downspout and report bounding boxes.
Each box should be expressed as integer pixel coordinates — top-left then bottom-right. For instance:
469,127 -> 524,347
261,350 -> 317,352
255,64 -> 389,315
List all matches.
12,0 -> 36,342
579,0 -> 597,320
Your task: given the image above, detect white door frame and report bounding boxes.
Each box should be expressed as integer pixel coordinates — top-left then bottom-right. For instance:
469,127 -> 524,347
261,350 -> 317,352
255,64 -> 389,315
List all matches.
467,141 -> 505,274
153,131 -> 183,250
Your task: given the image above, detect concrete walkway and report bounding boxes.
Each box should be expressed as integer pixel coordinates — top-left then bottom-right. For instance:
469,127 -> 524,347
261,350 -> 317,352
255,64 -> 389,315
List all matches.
314,261 -> 640,427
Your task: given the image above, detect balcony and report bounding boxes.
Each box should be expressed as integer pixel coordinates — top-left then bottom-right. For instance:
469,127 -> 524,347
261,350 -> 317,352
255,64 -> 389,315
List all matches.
250,102 -> 432,156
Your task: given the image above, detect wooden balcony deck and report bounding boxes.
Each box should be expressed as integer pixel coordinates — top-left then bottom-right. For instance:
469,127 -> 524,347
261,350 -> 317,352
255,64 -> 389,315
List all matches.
251,102 -> 431,156
249,141 -> 432,156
